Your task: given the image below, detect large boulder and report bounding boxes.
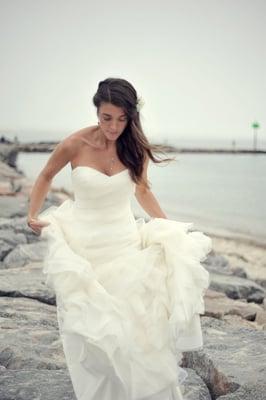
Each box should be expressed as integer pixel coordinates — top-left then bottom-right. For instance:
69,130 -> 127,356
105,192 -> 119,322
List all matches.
0,263 -> 55,305
0,370 -> 75,400
182,316 -> 266,399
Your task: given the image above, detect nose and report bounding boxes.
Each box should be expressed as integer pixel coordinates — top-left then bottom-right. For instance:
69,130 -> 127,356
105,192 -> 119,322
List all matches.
110,121 -> 118,132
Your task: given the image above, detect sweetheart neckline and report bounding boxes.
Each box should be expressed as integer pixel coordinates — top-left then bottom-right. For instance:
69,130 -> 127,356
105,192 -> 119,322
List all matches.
71,165 -> 129,178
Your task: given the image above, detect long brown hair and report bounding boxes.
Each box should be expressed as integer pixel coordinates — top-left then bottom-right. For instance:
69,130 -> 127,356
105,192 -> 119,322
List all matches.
92,77 -> 175,189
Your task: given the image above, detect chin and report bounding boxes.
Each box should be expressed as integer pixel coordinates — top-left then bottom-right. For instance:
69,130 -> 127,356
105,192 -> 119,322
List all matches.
107,133 -> 120,140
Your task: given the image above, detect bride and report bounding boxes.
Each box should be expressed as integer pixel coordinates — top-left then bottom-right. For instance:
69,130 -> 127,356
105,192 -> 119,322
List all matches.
27,77 -> 212,400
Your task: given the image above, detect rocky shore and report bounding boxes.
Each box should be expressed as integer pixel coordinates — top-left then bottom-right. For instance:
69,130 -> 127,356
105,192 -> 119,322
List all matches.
0,145 -> 265,399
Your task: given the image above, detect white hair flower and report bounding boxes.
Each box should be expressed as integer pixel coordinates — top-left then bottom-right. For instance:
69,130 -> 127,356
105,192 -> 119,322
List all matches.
136,96 -> 145,112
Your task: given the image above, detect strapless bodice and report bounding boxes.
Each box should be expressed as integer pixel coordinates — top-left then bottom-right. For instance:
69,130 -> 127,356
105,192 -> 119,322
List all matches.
71,166 -> 136,219
44,166 -> 141,265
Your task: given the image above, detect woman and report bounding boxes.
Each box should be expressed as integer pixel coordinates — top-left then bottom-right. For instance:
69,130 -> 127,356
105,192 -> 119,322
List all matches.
27,77 -> 212,400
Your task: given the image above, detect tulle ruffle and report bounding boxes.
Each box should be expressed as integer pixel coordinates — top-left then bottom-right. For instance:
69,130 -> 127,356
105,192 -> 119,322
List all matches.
137,217 -> 211,352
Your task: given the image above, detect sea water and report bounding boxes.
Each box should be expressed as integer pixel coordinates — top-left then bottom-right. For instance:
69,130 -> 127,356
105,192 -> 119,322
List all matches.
18,151 -> 266,244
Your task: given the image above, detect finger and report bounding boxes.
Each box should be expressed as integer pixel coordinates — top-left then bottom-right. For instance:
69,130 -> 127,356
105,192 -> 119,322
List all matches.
28,219 -> 50,226
30,228 -> 40,235
27,223 -> 41,232
29,221 -> 50,227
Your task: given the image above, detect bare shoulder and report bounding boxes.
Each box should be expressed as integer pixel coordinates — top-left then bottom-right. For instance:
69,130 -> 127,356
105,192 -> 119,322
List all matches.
67,125 -> 99,148
39,126 -> 95,180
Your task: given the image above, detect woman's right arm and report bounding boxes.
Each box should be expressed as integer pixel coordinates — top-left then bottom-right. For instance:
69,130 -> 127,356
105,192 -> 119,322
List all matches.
27,135 -> 78,234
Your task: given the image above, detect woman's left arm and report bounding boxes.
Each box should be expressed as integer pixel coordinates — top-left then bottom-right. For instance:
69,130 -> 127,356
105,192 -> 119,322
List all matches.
135,156 -> 168,219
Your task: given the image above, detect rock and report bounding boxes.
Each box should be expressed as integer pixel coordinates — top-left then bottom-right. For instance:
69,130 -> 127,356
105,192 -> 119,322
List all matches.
0,145 -> 19,168
0,240 -> 13,261
0,370 -> 75,400
0,297 -> 64,370
247,291 -> 266,304
222,314 -> 261,329
231,266 -> 248,279
209,271 -> 265,303
0,296 -> 57,330
0,160 -> 22,179
182,316 -> 266,398
0,217 -> 40,243
0,228 -> 27,246
203,253 -> 232,275
255,309 -> 266,325
0,263 -> 55,305
0,194 -> 61,218
181,368 -> 211,399
0,181 -> 14,195
204,289 -> 262,324
0,196 -> 29,218
255,278 -> 266,289
18,142 -> 57,152
0,229 -> 27,261
2,241 -> 48,268
210,236 -> 266,290
217,383 -> 266,399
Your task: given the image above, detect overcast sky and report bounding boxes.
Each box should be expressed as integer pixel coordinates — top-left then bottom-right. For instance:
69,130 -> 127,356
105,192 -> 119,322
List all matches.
1,0 -> 265,145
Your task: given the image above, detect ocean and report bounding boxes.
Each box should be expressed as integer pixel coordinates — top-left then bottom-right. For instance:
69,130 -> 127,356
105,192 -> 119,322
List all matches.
17,151 -> 266,245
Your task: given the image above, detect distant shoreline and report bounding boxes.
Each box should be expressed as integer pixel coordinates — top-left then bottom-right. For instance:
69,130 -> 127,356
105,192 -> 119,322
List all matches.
16,142 -> 266,154
1,136 -> 265,153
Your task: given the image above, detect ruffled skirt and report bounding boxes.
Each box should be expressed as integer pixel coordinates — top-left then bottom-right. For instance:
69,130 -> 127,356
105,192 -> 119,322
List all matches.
38,199 -> 212,400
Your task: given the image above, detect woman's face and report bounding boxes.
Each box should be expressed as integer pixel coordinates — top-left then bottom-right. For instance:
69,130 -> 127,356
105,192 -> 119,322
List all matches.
97,102 -> 128,141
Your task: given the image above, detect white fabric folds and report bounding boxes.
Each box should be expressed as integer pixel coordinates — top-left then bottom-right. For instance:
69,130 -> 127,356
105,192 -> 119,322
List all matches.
38,167 -> 212,400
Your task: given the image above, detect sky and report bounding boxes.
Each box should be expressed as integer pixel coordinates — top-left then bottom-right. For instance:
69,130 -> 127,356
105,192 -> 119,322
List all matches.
1,0 -> 266,147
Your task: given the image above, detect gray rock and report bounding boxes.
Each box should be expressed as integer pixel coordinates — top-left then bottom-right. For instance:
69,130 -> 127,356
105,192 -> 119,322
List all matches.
255,278 -> 266,289
231,266 -> 248,279
209,271 -> 265,302
218,383 -> 266,399
247,291 -> 266,303
0,330 -> 64,370
0,144 -> 19,168
0,194 -> 61,218
0,230 -> 27,261
204,289 -> 262,324
0,297 -> 65,370
182,316 -> 266,399
203,253 -> 232,275
0,216 -> 40,243
255,308 -> 266,326
0,370 -> 76,400
0,296 -> 58,330
0,263 -> 55,305
181,368 -> 211,399
0,239 -> 13,261
0,196 -> 29,218
2,241 -> 48,268
0,228 -> 27,246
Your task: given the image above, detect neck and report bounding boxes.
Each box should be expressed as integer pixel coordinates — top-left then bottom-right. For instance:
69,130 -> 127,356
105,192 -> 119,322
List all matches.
96,127 -> 116,150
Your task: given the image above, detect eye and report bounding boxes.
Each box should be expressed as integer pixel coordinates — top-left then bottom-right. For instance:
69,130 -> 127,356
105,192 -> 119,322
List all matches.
103,117 -> 127,122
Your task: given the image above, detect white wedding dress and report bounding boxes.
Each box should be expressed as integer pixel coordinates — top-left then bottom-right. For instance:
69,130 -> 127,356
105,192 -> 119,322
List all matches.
38,166 -> 212,400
